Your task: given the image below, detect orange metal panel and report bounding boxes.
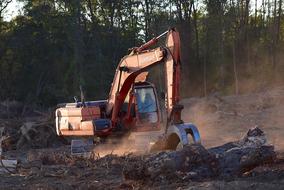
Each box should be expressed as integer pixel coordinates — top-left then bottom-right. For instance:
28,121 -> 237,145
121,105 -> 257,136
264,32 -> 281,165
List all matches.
81,107 -> 101,120
80,120 -> 94,132
60,130 -> 94,136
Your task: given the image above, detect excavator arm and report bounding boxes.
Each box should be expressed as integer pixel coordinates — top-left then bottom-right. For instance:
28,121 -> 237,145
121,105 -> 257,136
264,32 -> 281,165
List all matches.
107,28 -> 182,127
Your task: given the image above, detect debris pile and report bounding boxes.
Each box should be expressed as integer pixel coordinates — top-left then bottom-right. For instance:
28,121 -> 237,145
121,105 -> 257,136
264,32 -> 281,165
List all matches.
123,127 -> 276,182
1,120 -> 63,151
0,127 -> 279,189
0,102 -> 63,152
8,127 -> 275,181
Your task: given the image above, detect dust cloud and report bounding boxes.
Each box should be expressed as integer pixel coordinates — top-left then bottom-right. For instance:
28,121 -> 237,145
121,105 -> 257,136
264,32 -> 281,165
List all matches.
181,86 -> 284,151
91,84 -> 284,157
92,134 -> 153,157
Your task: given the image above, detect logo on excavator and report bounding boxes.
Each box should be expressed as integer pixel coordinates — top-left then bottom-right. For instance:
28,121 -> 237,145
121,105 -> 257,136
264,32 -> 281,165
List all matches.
140,55 -> 155,66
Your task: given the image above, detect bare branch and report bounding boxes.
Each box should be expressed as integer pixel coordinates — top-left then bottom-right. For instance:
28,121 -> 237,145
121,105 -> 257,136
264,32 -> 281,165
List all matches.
0,0 -> 13,16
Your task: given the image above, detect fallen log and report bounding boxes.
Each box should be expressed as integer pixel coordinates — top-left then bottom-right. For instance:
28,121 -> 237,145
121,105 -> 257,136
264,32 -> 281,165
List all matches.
0,159 -> 17,174
209,127 -> 276,177
123,127 -> 276,181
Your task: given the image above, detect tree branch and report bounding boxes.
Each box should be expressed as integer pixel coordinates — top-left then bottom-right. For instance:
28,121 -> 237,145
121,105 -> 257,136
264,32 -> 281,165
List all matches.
0,0 -> 12,15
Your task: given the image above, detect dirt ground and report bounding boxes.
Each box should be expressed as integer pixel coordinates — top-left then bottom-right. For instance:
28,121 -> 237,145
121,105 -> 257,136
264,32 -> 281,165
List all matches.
182,86 -> 284,151
1,86 -> 284,189
1,147 -> 284,190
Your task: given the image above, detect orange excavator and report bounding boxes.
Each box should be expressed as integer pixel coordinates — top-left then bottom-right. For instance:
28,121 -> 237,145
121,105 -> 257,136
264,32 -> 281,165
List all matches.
55,28 -> 200,151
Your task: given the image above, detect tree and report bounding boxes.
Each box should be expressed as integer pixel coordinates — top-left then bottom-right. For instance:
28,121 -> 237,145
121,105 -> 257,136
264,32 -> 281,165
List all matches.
0,0 -> 284,105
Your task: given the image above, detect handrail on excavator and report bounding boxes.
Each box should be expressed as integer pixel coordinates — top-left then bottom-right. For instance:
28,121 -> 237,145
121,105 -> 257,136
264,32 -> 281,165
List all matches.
133,30 -> 170,53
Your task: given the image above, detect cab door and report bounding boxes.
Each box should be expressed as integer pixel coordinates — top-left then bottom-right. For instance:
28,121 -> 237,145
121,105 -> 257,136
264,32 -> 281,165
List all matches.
133,85 -> 161,131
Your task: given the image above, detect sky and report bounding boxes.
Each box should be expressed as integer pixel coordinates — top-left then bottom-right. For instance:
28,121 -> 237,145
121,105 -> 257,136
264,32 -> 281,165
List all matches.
3,0 -> 24,21
3,0 -> 264,22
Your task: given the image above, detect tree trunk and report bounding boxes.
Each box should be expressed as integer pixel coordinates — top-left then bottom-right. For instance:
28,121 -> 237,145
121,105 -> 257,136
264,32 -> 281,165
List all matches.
273,0 -> 282,69
233,40 -> 239,95
255,0 -> 258,23
192,1 -> 200,64
144,0 -> 151,40
72,0 -> 84,92
245,0 -> 250,68
203,48 -> 207,97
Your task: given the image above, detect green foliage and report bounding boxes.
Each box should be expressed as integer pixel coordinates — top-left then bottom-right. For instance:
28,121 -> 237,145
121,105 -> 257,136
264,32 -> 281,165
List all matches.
0,0 -> 284,106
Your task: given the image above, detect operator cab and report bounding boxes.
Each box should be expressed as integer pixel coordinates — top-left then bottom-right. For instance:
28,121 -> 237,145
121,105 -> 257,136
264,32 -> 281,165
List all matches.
131,82 -> 161,131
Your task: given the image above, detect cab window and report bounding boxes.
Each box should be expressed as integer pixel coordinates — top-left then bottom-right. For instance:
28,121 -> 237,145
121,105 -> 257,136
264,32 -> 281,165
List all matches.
135,87 -> 158,124
135,88 -> 157,113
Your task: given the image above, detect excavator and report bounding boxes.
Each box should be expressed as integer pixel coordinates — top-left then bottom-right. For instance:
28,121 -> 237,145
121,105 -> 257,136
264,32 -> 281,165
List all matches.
55,28 -> 201,152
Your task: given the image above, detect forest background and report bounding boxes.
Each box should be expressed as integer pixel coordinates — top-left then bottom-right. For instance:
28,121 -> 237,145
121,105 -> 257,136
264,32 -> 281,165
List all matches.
0,0 -> 283,107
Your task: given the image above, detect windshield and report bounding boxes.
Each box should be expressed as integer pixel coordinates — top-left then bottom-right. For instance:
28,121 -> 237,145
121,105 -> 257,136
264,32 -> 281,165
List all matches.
135,88 -> 157,113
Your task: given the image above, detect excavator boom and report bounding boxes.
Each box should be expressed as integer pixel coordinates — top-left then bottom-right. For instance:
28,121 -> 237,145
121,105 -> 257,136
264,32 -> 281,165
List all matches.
107,28 -> 182,126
